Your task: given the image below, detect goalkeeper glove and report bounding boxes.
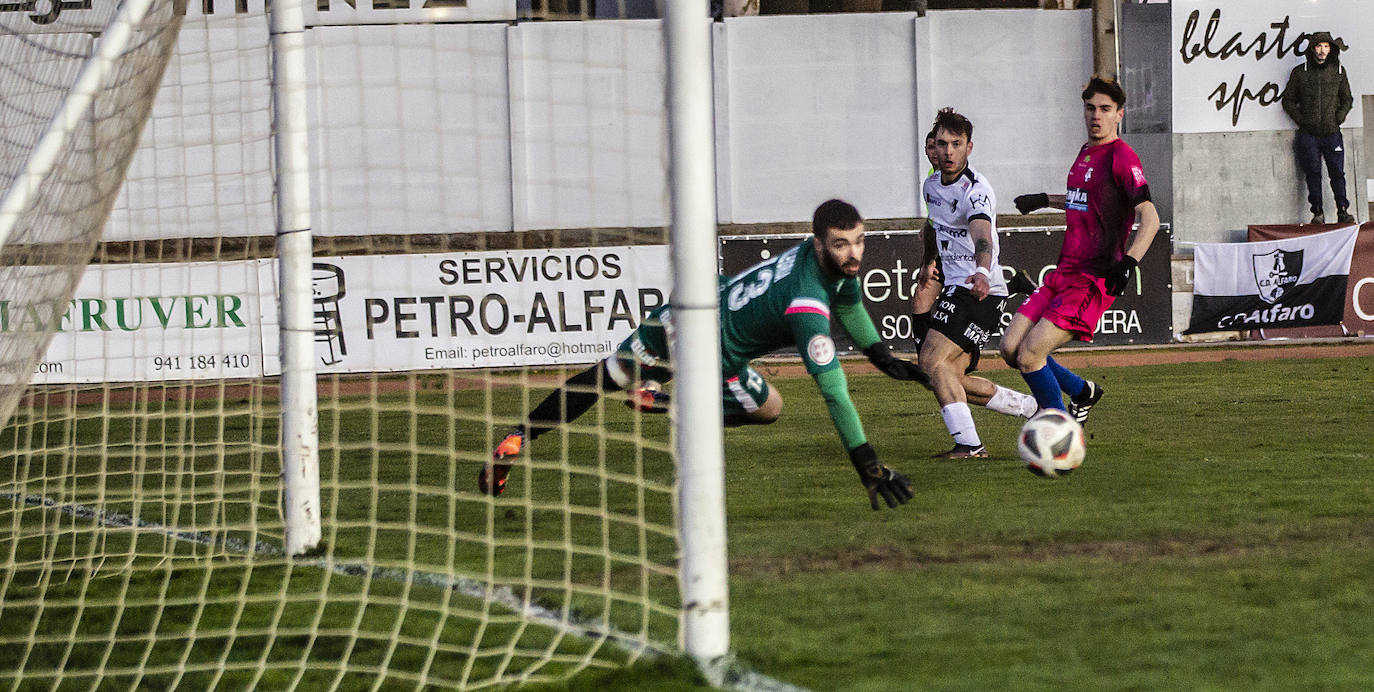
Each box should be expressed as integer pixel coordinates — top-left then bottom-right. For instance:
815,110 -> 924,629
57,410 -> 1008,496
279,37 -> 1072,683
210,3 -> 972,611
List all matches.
863,343 -> 929,387
1103,256 -> 1138,296
848,443 -> 914,511
1014,192 -> 1049,215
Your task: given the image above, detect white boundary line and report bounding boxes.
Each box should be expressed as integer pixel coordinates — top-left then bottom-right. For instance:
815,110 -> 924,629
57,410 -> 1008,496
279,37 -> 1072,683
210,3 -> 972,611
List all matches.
4,491 -> 809,692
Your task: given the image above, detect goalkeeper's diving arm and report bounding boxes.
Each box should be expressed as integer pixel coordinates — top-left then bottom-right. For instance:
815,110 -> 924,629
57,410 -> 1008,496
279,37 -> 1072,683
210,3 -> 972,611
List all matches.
813,367 -> 913,511
833,300 -> 928,386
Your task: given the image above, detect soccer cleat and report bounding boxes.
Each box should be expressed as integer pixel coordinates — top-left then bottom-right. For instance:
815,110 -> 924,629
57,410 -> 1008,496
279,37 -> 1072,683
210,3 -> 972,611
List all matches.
1007,268 -> 1038,295
480,430 -> 523,496
623,382 -> 671,414
1067,380 -> 1103,426
1310,212 -> 1326,225
1336,210 -> 1356,224
932,443 -> 988,459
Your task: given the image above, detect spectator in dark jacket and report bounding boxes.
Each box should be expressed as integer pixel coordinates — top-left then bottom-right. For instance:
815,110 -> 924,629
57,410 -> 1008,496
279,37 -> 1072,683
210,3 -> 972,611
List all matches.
1282,31 -> 1355,225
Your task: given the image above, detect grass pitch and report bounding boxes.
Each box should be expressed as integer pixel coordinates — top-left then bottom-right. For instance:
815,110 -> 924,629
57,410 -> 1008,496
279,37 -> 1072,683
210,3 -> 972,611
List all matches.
722,353 -> 1374,690
3,352 -> 1373,690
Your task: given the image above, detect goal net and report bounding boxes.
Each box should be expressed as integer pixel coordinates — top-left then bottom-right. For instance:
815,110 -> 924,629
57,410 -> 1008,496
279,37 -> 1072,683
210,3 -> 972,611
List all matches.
0,1 -> 708,689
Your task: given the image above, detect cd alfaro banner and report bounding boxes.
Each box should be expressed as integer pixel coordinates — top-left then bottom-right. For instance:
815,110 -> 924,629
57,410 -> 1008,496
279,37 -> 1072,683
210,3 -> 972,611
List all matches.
260,247 -> 671,374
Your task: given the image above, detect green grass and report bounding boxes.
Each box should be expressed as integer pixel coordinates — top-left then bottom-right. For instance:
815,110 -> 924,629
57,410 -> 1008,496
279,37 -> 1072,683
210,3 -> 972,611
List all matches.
723,355 -> 1374,691
3,354 -> 1373,690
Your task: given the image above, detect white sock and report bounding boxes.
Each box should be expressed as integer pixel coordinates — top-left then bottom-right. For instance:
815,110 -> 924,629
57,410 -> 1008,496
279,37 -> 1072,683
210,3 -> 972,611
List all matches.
940,402 -> 980,446
985,385 -> 1038,419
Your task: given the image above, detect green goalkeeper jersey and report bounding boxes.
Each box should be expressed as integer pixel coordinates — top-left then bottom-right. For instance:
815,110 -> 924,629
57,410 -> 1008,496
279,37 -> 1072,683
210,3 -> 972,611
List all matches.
719,238 -> 881,450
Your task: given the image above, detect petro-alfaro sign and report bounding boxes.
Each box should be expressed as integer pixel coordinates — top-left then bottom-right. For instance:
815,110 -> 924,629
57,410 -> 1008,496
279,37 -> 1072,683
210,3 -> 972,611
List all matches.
1172,0 -> 1371,133
25,247 -> 671,384
259,247 -> 672,374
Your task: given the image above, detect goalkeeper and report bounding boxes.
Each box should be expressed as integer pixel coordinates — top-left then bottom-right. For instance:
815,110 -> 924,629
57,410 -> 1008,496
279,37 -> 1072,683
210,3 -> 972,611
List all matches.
483,199 -> 922,511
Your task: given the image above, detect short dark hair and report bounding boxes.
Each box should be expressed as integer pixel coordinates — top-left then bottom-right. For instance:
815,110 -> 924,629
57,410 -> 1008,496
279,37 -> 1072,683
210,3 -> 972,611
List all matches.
1082,76 -> 1127,107
924,127 -> 936,143
932,107 -> 973,141
812,199 -> 862,238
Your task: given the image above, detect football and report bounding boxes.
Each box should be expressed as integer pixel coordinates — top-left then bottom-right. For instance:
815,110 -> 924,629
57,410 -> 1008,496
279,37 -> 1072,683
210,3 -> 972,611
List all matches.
1017,409 -> 1085,478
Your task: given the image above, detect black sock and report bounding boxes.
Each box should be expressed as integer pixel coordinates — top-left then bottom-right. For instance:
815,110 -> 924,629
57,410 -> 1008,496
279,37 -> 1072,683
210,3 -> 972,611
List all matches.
522,363 -> 622,441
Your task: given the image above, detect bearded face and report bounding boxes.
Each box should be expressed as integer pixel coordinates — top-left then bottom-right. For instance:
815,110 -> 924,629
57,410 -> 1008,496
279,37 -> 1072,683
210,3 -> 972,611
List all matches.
816,224 -> 865,279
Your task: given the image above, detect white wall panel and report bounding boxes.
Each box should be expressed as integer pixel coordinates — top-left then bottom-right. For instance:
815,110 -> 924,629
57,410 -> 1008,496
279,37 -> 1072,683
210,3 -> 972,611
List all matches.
719,13 -> 920,224
102,11 -> 1099,239
310,24 -> 512,236
108,16 -> 275,241
508,19 -> 669,231
924,10 -> 1092,216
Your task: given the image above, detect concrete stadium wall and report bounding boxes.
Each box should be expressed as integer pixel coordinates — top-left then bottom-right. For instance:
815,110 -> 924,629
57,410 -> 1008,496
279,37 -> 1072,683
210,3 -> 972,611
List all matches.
715,13 -> 922,223
97,4 -> 1374,245
921,10 -> 1092,220
101,11 -> 1092,240
1173,129 -> 1366,245
714,10 -> 1090,223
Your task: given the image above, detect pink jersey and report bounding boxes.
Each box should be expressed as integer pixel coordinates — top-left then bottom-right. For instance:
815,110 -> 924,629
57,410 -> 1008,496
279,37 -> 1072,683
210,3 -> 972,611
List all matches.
1058,138 -> 1151,276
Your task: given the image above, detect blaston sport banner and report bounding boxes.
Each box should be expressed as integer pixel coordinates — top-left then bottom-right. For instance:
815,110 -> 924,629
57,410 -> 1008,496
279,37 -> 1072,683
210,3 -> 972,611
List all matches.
260,246 -> 671,374
25,261 -> 266,384
1172,0 -> 1372,133
719,228 -> 1175,351
1186,225 -> 1359,334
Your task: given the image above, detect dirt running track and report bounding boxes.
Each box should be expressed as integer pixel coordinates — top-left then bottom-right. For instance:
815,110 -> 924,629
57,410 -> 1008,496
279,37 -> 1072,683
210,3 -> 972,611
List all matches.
814,338 -> 1374,379
20,339 -> 1373,408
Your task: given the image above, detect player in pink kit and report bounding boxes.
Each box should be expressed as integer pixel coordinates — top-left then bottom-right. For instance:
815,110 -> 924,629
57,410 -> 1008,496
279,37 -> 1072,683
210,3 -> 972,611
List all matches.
1000,77 -> 1160,424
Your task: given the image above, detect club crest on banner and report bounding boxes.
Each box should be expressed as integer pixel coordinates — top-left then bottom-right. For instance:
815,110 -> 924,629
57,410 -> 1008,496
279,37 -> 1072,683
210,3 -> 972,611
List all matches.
1252,248 -> 1302,304
312,263 -> 348,366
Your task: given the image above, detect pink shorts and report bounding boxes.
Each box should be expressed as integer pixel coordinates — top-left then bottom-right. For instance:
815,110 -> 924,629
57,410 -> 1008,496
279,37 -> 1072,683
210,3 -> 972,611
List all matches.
1016,269 -> 1115,342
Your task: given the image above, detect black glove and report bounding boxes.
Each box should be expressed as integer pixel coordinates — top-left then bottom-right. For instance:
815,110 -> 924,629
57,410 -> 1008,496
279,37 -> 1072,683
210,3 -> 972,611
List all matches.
849,443 -> 914,511
863,343 -> 929,386
1014,192 -> 1049,215
1103,256 -> 1138,296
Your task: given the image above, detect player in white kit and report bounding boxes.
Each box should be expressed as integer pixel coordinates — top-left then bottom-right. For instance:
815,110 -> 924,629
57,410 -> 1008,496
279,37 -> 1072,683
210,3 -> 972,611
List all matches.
918,108 -> 1020,459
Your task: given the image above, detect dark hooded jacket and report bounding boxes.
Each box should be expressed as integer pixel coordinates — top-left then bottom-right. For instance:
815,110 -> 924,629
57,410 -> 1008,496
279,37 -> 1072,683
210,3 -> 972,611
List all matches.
1282,31 -> 1354,136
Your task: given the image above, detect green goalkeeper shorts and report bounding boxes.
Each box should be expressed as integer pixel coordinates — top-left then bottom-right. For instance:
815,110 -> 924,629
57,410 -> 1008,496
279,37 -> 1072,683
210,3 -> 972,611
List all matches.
606,305 -> 770,416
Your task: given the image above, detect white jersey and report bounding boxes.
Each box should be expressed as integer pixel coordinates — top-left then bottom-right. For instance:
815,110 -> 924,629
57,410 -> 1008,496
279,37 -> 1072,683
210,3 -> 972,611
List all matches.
922,165 -> 1008,297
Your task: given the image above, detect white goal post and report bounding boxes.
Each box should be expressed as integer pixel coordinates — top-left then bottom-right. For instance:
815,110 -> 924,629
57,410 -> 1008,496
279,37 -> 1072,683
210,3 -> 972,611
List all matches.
269,0 -> 321,558
663,0 -> 730,666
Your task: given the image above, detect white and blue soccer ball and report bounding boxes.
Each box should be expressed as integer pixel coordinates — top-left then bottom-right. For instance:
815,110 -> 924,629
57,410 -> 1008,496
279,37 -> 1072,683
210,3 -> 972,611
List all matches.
1017,409 -> 1085,478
